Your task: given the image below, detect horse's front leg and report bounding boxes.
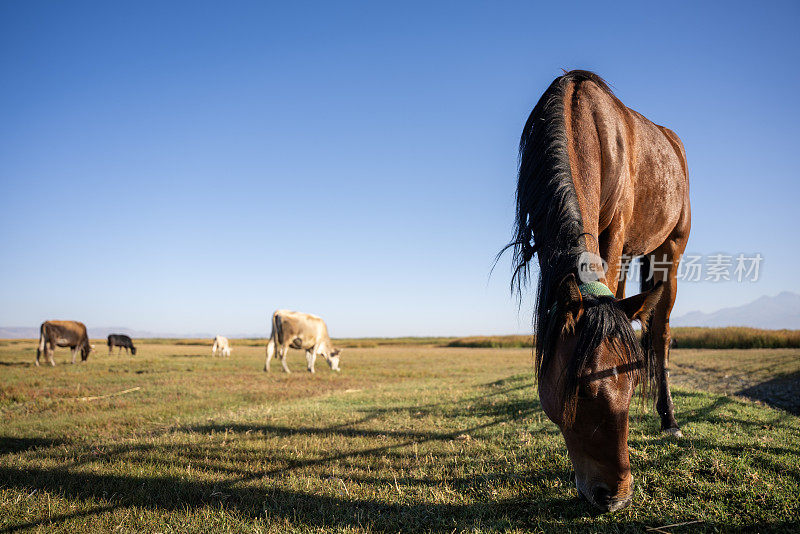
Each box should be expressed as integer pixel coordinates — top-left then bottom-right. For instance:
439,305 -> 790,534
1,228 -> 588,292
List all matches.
598,221 -> 626,295
649,244 -> 683,436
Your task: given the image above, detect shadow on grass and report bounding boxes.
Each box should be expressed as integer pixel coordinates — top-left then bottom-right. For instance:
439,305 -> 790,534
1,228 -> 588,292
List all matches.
0,375 -> 607,531
671,390 -> 798,432
3,375 -> 796,532
0,464 -> 595,532
0,436 -> 66,455
737,371 -> 800,415
628,390 -> 800,484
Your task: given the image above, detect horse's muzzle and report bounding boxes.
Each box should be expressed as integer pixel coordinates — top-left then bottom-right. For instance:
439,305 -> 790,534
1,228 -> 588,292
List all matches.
578,481 -> 634,513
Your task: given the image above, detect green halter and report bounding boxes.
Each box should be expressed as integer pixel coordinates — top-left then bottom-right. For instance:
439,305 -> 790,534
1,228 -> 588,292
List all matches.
548,281 -> 614,317
577,281 -> 615,299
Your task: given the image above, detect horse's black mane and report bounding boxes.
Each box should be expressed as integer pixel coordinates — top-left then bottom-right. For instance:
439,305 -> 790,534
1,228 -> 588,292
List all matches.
505,70 -> 651,423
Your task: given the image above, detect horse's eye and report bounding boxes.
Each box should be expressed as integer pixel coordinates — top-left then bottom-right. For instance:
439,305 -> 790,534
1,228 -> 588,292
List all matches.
577,382 -> 599,399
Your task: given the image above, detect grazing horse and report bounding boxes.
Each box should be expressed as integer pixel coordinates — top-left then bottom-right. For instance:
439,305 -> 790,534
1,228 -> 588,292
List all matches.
506,70 -> 690,511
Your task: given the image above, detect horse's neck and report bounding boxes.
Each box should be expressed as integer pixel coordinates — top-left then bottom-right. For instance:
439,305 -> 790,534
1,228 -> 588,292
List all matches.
562,77 -> 631,264
564,176 -> 610,287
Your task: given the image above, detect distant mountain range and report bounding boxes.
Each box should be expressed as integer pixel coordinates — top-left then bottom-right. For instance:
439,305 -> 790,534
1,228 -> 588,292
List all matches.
671,291 -> 800,329
0,326 -> 263,340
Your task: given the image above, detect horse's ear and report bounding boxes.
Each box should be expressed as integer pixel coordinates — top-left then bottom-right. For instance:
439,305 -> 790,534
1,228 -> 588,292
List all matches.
557,274 -> 583,334
617,281 -> 664,324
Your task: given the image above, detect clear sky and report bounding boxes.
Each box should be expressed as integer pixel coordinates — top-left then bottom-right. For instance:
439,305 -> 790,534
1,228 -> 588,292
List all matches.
1,1 -> 799,337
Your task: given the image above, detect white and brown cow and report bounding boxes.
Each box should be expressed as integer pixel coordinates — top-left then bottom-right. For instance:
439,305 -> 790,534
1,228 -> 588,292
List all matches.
212,335 -> 231,358
36,320 -> 94,366
265,310 -> 341,373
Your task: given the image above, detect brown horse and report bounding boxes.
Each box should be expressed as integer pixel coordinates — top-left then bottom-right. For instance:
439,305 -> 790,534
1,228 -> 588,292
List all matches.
506,70 -> 690,511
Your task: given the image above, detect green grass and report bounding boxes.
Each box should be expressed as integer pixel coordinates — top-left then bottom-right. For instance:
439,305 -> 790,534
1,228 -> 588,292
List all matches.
1,340 -> 799,532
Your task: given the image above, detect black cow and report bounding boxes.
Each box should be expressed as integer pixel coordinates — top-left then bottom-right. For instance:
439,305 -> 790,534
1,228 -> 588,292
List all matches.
107,334 -> 137,355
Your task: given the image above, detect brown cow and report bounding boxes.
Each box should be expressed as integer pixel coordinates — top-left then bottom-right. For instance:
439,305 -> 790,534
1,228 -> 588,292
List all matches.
36,320 -> 94,366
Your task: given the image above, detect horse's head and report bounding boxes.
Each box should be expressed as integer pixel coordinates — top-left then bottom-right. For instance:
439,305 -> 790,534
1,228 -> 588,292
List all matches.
538,274 -> 663,512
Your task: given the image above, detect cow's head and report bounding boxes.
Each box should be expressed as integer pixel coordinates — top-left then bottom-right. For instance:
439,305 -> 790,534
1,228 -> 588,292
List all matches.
326,349 -> 342,372
82,344 -> 95,361
131,346 -> 137,355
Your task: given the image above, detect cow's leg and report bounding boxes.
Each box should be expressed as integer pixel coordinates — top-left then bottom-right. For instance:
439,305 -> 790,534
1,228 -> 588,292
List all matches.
265,338 -> 275,372
47,344 -> 56,366
280,345 -> 291,373
71,346 -> 78,364
36,336 -> 45,367
306,349 -> 317,373
108,344 -> 112,356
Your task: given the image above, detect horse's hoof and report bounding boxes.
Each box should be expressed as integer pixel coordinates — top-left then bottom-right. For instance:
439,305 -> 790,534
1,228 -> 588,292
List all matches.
663,427 -> 683,438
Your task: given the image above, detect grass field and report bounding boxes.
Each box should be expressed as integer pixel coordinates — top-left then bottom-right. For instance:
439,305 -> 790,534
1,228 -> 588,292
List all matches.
1,340 -> 799,532
444,328 -> 800,350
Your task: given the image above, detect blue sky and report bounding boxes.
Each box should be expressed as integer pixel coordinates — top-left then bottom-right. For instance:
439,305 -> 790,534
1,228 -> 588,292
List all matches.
1,1 -> 799,336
